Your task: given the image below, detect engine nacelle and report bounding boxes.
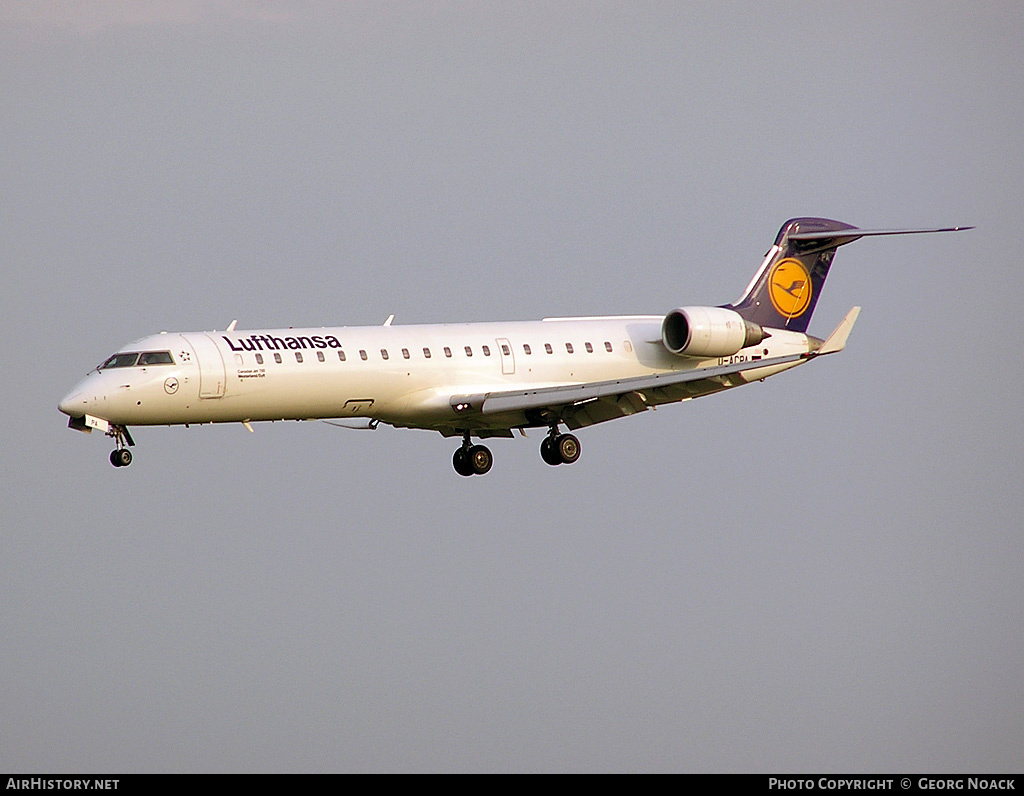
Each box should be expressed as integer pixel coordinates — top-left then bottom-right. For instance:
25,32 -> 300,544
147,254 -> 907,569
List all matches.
661,306 -> 766,358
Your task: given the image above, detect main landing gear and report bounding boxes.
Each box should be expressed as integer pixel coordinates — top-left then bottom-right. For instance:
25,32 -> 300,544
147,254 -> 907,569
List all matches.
107,424 -> 135,468
453,432 -> 493,477
540,430 -> 581,466
453,428 -> 582,475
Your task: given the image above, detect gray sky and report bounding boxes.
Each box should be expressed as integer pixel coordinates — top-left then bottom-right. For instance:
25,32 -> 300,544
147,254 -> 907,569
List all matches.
2,1 -> 1022,773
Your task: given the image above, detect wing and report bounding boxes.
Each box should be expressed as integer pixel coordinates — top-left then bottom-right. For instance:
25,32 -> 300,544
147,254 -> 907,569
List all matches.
447,353 -> 802,431
447,307 -> 860,432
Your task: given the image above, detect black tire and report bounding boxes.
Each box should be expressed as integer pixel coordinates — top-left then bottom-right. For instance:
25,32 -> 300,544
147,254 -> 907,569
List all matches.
540,436 -> 562,466
468,444 -> 493,475
453,447 -> 473,476
111,448 -> 132,468
556,434 -> 580,464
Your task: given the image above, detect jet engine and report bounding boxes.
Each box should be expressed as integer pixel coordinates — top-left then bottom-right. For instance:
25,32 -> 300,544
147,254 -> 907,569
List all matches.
661,306 -> 765,358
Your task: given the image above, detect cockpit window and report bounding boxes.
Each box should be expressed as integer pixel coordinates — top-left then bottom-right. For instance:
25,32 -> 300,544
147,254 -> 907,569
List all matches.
99,352 -> 140,369
99,350 -> 174,369
138,351 -> 174,366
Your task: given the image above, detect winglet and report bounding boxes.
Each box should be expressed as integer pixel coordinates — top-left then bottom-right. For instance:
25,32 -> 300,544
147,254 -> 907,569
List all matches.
813,306 -> 861,356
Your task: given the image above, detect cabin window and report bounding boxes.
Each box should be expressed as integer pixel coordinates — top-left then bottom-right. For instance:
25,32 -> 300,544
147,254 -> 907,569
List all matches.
565,343 -> 574,354
423,347 -> 431,358
274,353 -> 282,364
585,342 -> 593,353
359,350 -> 368,361
381,349 -> 389,360
501,344 -> 511,356
623,340 -> 633,353
444,346 -> 452,358
544,343 -> 553,354
317,351 -> 324,362
482,345 -> 491,357
295,352 -> 303,363
464,346 -> 473,357
604,341 -> 613,352
256,353 -> 264,365
338,350 -> 346,362
523,344 -> 532,355
234,354 -> 244,366
402,348 -> 410,359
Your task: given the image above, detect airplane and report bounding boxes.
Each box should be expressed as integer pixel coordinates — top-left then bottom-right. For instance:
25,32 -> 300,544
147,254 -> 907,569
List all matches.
58,217 -> 969,475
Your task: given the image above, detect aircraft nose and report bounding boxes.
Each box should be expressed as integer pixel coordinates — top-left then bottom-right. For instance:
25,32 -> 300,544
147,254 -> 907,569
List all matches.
58,389 -> 84,417
58,375 -> 96,416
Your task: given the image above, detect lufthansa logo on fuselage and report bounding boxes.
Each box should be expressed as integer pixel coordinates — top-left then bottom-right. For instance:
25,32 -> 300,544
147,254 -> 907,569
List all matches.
164,377 -> 179,394
768,258 -> 812,318
222,333 -> 343,352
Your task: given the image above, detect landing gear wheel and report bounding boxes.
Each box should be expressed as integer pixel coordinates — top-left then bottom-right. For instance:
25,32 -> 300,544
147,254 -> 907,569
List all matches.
540,432 -> 581,465
110,448 -> 133,468
540,436 -> 562,466
556,434 -> 580,464
467,445 -> 493,475
453,447 -> 473,477
106,424 -> 135,467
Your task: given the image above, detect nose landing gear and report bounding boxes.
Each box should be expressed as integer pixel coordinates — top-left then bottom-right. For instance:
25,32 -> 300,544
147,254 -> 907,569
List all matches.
107,424 -> 135,468
109,448 -> 133,467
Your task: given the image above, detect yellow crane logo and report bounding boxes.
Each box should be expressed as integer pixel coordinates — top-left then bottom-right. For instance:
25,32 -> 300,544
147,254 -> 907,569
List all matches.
768,258 -> 813,318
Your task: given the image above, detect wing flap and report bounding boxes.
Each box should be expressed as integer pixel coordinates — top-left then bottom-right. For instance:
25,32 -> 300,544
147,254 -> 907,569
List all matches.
451,353 -> 806,419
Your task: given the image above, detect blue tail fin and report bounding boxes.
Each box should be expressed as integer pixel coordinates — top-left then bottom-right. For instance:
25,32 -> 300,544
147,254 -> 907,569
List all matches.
728,218 -> 972,333
726,217 -> 857,333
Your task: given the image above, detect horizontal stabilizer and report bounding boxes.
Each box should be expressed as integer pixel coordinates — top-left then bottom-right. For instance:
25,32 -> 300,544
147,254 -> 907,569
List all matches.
788,225 -> 972,247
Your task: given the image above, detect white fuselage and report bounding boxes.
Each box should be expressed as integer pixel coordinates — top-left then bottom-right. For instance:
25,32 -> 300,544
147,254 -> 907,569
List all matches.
58,315 -> 814,436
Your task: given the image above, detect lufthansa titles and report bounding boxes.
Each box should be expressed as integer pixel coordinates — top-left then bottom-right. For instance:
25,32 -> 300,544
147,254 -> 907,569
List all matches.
223,334 -> 342,352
